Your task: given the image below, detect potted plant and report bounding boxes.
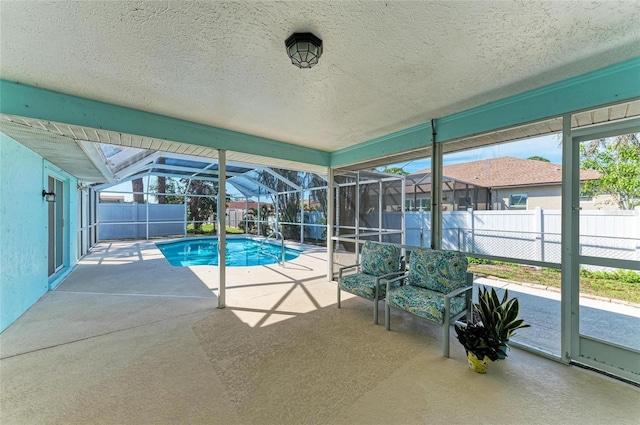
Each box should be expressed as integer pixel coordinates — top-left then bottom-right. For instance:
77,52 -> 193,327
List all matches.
476,286 -> 530,357
454,323 -> 507,373
455,286 -> 529,373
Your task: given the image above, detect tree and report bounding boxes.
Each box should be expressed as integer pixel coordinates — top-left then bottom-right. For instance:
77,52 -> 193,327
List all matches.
186,180 -> 218,231
131,178 -> 145,203
151,178 -> 184,205
580,133 -> 640,210
151,177 -> 227,231
152,178 -> 218,231
256,169 -> 309,240
239,205 -> 273,235
309,174 -> 328,215
381,167 -> 409,176
528,156 -> 550,162
157,158 -> 167,204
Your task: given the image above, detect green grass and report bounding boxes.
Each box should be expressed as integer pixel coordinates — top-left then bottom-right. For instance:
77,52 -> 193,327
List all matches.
186,224 -> 244,234
468,259 -> 640,304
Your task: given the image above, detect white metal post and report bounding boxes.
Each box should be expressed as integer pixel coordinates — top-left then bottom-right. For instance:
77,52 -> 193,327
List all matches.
245,198 -> 249,234
534,207 -> 543,263
275,195 -> 279,235
355,171 -> 360,261
327,168 -> 334,281
300,189 -> 304,244
401,176 -> 406,249
145,174 -> 150,240
257,195 -> 261,236
217,150 -> 227,309
183,179 -> 192,237
378,181 -> 383,242
560,113 -> 579,364
431,137 -> 443,250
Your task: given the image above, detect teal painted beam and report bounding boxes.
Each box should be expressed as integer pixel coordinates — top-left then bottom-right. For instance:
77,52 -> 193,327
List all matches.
0,81 -> 330,167
330,121 -> 433,167
331,57 -> 640,168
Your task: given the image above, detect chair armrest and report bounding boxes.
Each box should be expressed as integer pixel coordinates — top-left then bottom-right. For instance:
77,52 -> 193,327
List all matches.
338,263 -> 360,280
444,284 -> 473,299
385,272 -> 408,293
375,270 -> 405,288
376,270 -> 405,281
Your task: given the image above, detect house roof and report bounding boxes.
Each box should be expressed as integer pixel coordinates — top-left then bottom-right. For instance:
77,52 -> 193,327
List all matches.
415,157 -> 601,188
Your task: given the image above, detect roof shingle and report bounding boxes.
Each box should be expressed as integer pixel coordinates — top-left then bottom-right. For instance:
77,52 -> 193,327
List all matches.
414,156 -> 600,188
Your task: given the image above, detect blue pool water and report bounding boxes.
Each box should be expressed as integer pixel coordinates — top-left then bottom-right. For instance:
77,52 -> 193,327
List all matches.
156,237 -> 301,267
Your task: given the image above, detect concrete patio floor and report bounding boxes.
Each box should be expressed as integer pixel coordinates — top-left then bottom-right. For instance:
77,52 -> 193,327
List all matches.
1,240 -> 639,424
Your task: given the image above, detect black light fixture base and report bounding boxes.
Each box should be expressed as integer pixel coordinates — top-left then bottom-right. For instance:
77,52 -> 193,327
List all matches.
42,190 -> 56,202
285,32 -> 323,69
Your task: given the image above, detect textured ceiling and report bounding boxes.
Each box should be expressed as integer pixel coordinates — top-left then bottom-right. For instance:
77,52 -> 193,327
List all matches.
1,1 -> 639,156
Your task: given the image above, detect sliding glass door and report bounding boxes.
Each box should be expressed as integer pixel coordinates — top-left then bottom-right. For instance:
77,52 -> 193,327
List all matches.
570,122 -> 640,383
47,176 -> 64,277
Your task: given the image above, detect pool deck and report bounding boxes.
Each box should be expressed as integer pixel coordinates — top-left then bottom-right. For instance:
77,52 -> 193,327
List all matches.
1,239 -> 639,424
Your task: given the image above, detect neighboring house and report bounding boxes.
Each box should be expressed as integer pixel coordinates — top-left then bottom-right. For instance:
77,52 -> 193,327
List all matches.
99,194 -> 125,203
226,200 -> 273,227
412,156 -> 606,210
227,200 -> 272,211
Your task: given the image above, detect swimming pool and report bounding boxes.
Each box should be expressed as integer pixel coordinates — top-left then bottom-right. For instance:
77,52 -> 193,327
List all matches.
156,237 -> 301,267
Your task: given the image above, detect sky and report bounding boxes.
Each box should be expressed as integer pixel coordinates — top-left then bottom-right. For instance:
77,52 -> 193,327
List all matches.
384,133 -> 563,174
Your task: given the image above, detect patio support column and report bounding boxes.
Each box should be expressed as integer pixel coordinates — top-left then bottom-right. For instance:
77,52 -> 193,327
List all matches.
335,184 -> 340,252
95,191 -> 101,242
378,181 -> 383,242
560,113 -> 579,363
275,195 -> 280,234
90,189 -> 96,246
245,198 -> 249,234
431,135 -> 443,250
355,171 -> 360,260
183,197 -> 188,237
257,195 -> 261,236
145,173 -> 151,240
401,176 -> 406,248
217,149 -> 227,309
327,168 -> 334,281
300,189 -> 304,244
184,179 -> 192,237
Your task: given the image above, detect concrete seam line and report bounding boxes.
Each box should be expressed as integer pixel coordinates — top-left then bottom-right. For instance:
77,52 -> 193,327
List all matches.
0,308 -> 215,361
54,290 -> 215,299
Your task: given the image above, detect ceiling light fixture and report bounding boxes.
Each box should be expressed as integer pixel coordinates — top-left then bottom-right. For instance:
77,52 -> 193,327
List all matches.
285,32 -> 323,69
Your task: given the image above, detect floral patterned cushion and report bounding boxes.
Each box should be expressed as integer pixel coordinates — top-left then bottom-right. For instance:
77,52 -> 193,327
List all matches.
339,273 -> 402,300
407,248 -> 467,293
386,285 -> 467,324
360,241 -> 401,276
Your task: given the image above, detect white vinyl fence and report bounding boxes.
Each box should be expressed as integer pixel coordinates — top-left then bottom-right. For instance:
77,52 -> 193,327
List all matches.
403,207 -> 640,265
98,204 -> 185,240
99,203 -> 640,266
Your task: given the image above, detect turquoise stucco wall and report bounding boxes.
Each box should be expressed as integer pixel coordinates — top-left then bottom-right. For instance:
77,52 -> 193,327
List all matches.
0,134 -> 78,332
1,134 -> 48,331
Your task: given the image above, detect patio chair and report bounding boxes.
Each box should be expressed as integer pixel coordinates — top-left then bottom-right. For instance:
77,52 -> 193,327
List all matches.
384,248 -> 473,357
337,241 -> 404,324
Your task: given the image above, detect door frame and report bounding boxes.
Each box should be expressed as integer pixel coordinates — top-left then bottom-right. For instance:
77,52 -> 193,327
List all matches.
562,115 -> 640,383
